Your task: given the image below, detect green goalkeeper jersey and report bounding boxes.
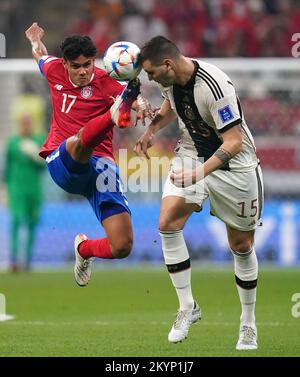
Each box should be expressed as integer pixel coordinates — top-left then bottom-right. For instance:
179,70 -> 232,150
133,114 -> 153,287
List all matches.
4,134 -> 45,220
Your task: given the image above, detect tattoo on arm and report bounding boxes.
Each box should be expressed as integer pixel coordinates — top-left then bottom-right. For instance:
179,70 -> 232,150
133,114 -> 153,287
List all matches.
214,148 -> 233,166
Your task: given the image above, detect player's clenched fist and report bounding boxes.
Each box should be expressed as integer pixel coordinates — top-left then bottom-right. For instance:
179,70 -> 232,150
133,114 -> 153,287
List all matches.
25,22 -> 44,42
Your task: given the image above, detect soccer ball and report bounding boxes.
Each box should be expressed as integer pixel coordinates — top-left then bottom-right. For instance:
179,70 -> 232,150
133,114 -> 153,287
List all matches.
103,41 -> 141,81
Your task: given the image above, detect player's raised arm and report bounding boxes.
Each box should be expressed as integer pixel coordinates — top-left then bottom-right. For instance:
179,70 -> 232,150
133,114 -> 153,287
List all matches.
25,22 -> 48,63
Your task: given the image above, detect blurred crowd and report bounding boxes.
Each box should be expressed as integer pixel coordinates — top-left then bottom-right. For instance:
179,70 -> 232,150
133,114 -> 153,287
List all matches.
242,95 -> 300,136
1,0 -> 300,58
63,0 -> 300,58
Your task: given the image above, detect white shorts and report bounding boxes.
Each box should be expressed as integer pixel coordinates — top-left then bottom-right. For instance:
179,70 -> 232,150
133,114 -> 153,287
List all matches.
163,158 -> 264,231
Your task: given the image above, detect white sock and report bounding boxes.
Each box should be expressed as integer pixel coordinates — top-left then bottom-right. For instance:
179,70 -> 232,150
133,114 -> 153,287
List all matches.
237,287 -> 256,326
160,230 -> 194,310
231,248 -> 258,327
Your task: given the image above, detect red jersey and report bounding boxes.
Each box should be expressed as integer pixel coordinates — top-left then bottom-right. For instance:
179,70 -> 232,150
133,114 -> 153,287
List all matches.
39,56 -> 124,159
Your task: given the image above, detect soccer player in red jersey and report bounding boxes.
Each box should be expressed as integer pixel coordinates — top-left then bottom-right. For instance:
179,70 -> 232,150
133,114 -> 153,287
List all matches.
25,22 -> 150,286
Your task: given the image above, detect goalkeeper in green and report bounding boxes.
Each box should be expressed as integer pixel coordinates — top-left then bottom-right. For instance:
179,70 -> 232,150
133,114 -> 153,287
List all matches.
4,113 -> 45,272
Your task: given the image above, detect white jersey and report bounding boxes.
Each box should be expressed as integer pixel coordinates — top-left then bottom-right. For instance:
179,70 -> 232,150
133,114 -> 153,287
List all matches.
160,59 -> 258,172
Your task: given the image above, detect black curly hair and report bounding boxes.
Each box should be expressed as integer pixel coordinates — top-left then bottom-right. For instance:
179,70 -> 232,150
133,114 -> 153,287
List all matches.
60,35 -> 97,61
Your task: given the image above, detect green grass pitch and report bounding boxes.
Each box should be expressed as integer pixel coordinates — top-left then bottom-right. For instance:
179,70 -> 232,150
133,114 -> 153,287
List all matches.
0,266 -> 299,357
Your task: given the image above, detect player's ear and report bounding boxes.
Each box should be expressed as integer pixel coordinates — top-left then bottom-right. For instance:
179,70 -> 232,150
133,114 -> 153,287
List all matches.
163,59 -> 174,71
62,59 -> 68,69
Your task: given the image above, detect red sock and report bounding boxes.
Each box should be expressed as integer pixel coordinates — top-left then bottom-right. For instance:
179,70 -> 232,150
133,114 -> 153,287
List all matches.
81,111 -> 113,148
78,237 -> 114,259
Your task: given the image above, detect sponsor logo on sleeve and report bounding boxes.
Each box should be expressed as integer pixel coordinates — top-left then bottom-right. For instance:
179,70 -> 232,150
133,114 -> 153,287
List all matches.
218,105 -> 234,123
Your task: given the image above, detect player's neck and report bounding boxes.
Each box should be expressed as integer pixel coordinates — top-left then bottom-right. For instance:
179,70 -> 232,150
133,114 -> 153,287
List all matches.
175,57 -> 195,87
68,72 -> 95,87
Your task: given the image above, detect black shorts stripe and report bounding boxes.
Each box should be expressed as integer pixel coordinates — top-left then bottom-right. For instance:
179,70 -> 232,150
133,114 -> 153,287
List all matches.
199,67 -> 224,99
196,73 -> 219,101
235,275 -> 257,289
255,166 -> 263,220
166,259 -> 191,273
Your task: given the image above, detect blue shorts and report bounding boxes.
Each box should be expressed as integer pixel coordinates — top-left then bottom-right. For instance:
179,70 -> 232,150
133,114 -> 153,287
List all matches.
46,141 -> 130,223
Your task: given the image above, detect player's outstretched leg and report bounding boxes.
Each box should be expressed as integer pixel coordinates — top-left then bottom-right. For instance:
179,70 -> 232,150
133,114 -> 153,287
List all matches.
70,78 -> 141,159
74,234 -> 94,287
110,78 -> 141,128
168,301 -> 201,343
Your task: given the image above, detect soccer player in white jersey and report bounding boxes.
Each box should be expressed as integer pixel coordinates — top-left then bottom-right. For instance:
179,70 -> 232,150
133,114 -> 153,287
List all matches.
135,36 -> 263,350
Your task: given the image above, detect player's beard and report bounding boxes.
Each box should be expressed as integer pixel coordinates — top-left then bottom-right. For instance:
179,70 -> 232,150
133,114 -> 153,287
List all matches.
160,78 -> 174,87
157,73 -> 175,87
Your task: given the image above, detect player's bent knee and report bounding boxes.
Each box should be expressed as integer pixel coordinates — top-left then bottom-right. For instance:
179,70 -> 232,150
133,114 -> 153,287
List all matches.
66,131 -> 93,162
111,239 -> 133,259
158,218 -> 178,232
230,239 -> 254,254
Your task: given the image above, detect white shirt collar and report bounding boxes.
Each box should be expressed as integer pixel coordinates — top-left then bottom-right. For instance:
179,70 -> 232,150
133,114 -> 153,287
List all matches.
68,72 -> 95,87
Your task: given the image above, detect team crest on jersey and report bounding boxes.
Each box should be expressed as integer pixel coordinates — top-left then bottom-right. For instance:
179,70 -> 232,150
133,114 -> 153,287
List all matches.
81,86 -> 92,99
183,103 -> 196,120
